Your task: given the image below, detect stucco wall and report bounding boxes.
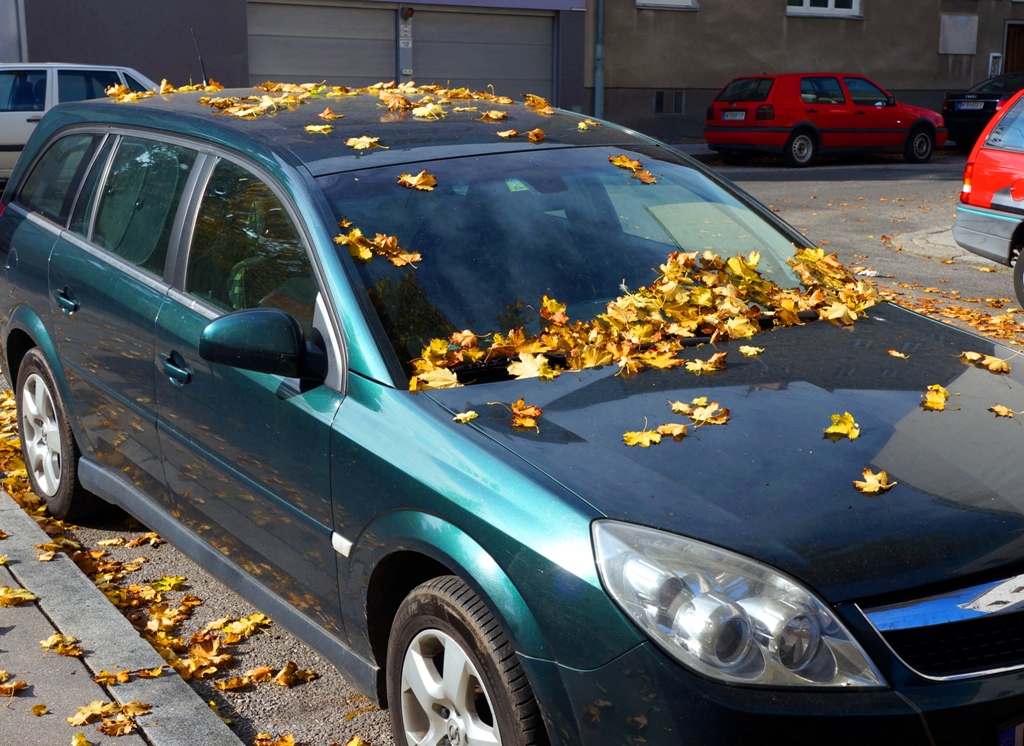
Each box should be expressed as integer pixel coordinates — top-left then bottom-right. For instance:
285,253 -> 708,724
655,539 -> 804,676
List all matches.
24,0 -> 249,87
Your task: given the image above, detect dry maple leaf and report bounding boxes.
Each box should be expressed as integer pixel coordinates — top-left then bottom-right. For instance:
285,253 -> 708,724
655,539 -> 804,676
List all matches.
511,398 -> 543,431
119,701 -> 152,717
582,118 -> 602,127
609,154 -> 642,171
960,350 -> 1014,374
318,107 -> 344,120
691,402 -> 730,427
578,122 -> 589,131
990,404 -> 1023,420
151,575 -> 186,592
623,418 -> 661,448
0,586 -> 36,606
134,666 -> 165,678
527,128 -> 545,143
412,103 -> 446,119
508,353 -> 560,381
452,106 -> 478,113
453,411 -> 479,424
96,538 -> 125,546
0,680 -> 26,696
738,346 -> 764,357
40,633 -> 83,657
477,110 -> 508,121
632,169 -> 657,185
246,666 -> 275,683
824,412 -> 860,441
346,136 -> 388,150
214,676 -> 251,691
334,227 -> 374,262
656,423 -> 688,441
397,170 -> 437,191
921,384 -> 958,411
304,124 -> 332,135
67,700 -> 120,726
496,129 -> 519,138
254,735 -> 298,746
410,368 -> 462,392
71,733 -> 95,746
272,661 -> 317,687
31,703 -> 48,716
685,351 -> 728,374
126,532 -> 164,548
94,670 -> 131,685
887,349 -> 909,359
854,468 -> 896,495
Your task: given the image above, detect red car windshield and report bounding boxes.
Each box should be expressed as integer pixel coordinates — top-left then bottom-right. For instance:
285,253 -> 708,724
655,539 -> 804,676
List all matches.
716,78 -> 775,103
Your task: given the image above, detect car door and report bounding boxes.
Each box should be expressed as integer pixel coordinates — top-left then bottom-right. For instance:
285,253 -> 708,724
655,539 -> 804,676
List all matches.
0,68 -> 49,177
154,155 -> 346,638
843,76 -> 905,148
798,76 -> 855,149
48,133 -> 201,498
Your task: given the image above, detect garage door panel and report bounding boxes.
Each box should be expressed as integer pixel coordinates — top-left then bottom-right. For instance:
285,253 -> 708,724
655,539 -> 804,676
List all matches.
248,3 -> 395,41
414,43 -> 551,91
414,12 -> 552,46
249,36 -> 395,84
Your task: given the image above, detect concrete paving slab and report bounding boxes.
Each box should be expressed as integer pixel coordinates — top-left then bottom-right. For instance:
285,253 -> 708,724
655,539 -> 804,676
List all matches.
892,227 -> 1008,270
0,495 -> 244,746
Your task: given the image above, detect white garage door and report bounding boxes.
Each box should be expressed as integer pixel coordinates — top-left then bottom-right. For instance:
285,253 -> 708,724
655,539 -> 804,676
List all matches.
247,1 -> 554,100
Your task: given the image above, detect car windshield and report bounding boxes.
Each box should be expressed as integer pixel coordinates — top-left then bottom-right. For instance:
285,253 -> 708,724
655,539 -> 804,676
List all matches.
969,74 -> 1024,94
716,78 -> 775,103
317,146 -> 801,378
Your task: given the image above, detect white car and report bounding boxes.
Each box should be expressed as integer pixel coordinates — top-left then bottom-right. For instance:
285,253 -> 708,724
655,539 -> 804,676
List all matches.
0,63 -> 156,180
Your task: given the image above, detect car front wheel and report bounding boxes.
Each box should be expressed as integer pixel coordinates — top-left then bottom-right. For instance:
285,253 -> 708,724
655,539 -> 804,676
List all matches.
15,348 -> 98,520
904,128 -> 934,163
783,130 -> 816,168
387,576 -> 546,746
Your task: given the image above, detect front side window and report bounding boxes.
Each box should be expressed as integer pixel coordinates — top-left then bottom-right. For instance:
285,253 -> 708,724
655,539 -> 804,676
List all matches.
787,0 -> 860,16
843,77 -> 888,106
187,159 -> 318,338
58,69 -> 121,103
92,136 -> 198,277
17,134 -> 97,223
800,77 -> 845,105
716,78 -> 774,103
0,70 -> 46,112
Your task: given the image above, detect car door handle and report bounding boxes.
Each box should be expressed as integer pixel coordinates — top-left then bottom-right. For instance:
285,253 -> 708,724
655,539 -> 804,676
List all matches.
53,287 -> 80,315
805,108 -> 818,114
855,110 -> 867,115
159,352 -> 193,386
26,116 -> 41,123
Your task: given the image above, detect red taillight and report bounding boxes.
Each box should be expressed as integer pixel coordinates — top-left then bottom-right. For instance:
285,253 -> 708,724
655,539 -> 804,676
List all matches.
997,97 -> 1010,112
961,162 -> 973,204
706,106 -> 714,121
756,104 -> 775,121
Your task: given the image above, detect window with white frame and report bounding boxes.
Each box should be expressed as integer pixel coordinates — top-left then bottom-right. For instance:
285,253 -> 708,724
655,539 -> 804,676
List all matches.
787,0 -> 861,17
636,0 -> 697,10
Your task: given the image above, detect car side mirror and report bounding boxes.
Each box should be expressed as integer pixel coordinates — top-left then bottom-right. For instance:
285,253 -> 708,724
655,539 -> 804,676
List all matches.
887,95 -> 896,106
199,307 -> 325,382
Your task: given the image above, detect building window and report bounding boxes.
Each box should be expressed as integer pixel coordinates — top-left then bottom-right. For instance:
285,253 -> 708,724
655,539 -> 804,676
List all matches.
654,91 -> 684,115
636,0 -> 697,10
786,0 -> 861,17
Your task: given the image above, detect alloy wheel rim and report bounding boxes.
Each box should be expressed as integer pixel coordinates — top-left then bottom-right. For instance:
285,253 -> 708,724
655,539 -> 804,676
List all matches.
400,629 -> 501,746
914,133 -> 931,158
21,373 -> 61,497
792,135 -> 813,163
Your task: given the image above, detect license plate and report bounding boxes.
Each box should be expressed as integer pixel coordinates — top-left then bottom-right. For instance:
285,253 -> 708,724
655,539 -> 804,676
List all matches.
998,720 -> 1024,746
958,101 -> 985,111
723,111 -> 746,121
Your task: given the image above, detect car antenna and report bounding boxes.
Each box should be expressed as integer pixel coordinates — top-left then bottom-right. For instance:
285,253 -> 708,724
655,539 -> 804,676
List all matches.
191,28 -> 209,87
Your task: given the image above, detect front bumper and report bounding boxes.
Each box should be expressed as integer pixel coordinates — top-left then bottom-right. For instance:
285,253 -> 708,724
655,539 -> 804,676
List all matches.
522,640 -> 1024,745
953,205 -> 1022,265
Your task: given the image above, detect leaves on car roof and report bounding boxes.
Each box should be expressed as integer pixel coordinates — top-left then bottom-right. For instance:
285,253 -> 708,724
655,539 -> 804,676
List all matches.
345,136 -> 388,150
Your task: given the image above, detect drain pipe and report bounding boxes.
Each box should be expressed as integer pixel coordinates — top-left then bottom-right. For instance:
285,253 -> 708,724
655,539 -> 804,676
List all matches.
594,0 -> 605,118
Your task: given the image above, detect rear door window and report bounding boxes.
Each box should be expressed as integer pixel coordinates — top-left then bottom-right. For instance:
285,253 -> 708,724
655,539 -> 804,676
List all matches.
16,134 -> 98,223
92,136 -> 198,278
0,70 -> 47,112
186,158 -> 318,337
800,77 -> 846,104
58,69 -> 121,103
716,78 -> 775,103
987,97 -> 1024,151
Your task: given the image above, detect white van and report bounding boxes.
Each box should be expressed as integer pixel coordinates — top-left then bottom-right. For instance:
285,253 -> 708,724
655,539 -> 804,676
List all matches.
0,63 -> 156,180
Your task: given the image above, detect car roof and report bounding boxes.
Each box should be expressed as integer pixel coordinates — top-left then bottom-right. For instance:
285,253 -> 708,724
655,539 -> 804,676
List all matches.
0,62 -> 138,70
41,86 -> 650,177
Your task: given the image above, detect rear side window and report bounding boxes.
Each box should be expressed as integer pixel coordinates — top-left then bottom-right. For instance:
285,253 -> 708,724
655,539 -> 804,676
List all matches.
800,77 -> 846,105
716,78 -> 774,103
122,73 -> 150,93
0,70 -> 46,112
69,137 -> 115,236
844,77 -> 888,106
986,97 -> 1024,151
186,159 -> 317,338
58,69 -> 120,103
92,136 -> 198,277
17,134 -> 97,223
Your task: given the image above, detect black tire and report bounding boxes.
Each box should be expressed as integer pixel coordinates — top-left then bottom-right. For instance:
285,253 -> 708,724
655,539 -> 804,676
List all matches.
904,127 -> 934,163
387,576 -> 546,746
15,348 -> 99,521
783,130 -> 816,168
719,150 -> 749,166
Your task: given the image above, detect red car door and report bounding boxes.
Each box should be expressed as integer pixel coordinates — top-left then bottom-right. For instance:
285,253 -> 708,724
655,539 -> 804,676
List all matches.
843,76 -> 905,148
798,76 -> 855,149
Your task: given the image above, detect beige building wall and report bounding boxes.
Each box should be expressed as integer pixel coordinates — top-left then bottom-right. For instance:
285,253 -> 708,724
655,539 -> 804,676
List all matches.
586,0 -> 1024,139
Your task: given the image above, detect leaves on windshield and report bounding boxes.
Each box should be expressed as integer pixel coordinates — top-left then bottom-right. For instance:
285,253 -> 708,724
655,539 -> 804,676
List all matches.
960,349 -> 1015,373
334,227 -> 420,267
632,169 -> 657,184
397,170 -> 437,191
921,384 -> 959,411
609,155 -> 642,171
508,352 -> 560,381
854,468 -> 896,495
346,136 -> 388,150
824,412 -> 860,441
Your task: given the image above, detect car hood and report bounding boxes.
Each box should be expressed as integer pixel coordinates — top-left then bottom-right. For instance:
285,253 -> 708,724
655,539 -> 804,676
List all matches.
426,303 -> 1024,604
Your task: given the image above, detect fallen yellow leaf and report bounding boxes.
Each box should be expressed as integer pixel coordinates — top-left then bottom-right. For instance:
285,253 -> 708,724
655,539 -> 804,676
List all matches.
854,468 -> 896,495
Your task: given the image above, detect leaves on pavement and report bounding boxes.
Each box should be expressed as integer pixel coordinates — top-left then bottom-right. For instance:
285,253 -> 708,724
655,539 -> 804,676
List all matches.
0,586 -> 36,606
887,349 -> 909,359
40,633 -> 83,657
31,703 -> 48,716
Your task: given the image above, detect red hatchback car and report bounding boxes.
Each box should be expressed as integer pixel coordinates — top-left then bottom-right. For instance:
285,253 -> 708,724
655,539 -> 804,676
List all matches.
953,87 -> 1024,306
704,73 -> 947,167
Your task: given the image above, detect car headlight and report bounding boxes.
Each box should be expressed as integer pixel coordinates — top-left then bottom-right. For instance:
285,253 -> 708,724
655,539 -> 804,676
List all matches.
593,521 -> 885,687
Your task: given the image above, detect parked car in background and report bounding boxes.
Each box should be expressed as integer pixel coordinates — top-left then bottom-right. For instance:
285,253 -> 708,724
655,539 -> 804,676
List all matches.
943,72 -> 1024,153
705,73 -> 947,167
953,87 -> 1024,306
0,63 -> 156,180
3,85 -> 1024,746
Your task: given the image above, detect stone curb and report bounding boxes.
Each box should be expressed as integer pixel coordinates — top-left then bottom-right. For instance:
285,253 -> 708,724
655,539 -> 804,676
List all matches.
890,227 -> 1008,271
0,493 -> 245,746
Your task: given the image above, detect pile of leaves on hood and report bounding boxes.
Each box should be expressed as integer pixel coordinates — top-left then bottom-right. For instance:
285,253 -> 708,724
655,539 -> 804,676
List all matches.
407,247 -> 877,391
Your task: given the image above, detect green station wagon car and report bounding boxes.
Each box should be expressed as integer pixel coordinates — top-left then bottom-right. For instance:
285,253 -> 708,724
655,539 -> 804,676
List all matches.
3,85 -> 1024,746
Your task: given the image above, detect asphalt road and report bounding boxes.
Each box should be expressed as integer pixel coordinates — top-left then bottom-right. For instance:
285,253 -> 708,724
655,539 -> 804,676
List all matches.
38,150 -> 1024,746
